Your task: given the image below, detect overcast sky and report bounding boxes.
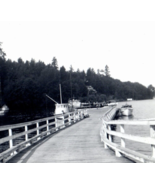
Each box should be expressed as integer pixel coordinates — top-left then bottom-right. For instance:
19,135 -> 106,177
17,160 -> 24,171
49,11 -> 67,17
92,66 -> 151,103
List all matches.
0,1 -> 155,88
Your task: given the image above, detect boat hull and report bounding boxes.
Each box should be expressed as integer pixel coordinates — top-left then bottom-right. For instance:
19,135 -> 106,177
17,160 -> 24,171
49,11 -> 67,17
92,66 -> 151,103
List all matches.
121,108 -> 133,116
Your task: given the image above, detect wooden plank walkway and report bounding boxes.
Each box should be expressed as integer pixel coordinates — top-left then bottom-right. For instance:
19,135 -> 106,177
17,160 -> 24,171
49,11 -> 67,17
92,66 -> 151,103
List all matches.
8,108 -> 133,163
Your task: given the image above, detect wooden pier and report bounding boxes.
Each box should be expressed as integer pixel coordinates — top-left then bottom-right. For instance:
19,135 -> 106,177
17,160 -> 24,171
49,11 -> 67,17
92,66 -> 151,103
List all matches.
1,105 -> 155,163
7,107 -> 132,163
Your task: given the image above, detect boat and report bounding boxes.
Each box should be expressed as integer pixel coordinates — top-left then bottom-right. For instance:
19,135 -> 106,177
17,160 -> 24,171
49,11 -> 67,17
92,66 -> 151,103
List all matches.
107,100 -> 118,106
45,85 -> 79,116
45,93 -> 71,116
68,98 -> 81,109
120,104 -> 133,116
0,105 -> 9,116
55,103 -> 71,115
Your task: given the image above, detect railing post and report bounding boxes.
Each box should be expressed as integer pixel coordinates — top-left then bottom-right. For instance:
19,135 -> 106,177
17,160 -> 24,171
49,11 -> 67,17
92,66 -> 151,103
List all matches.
114,124 -> 124,157
120,124 -> 125,148
25,125 -> 31,146
9,128 -> 14,156
150,125 -> 155,158
25,125 -> 28,141
108,125 -> 112,142
104,122 -> 108,149
36,122 -> 40,140
46,119 -> 50,135
9,129 -> 13,149
115,149 -> 122,157
55,117 -> 57,128
68,114 -> 71,125
63,115 -> 65,128
74,113 -> 76,123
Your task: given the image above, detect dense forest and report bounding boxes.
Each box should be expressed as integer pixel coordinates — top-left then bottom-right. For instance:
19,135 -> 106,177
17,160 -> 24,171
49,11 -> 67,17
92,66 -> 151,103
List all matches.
0,44 -> 154,122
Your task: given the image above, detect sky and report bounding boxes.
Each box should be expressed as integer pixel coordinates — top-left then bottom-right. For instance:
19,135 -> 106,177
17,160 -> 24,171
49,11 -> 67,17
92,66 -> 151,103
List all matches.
1,0 -> 155,180
0,1 -> 155,88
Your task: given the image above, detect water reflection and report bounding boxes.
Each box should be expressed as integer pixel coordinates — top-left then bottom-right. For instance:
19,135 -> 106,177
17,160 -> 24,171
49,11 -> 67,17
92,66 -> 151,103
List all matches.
117,115 -> 134,120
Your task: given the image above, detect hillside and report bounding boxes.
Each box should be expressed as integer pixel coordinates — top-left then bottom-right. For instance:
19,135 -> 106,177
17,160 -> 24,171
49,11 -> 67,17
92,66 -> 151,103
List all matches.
0,55 -> 154,120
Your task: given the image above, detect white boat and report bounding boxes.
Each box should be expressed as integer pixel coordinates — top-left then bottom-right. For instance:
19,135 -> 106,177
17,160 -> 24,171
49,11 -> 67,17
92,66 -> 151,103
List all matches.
45,94 -> 72,116
107,100 -> 118,106
55,103 -> 70,115
120,104 -> 133,116
68,99 -> 81,109
45,85 -> 79,116
0,105 -> 9,116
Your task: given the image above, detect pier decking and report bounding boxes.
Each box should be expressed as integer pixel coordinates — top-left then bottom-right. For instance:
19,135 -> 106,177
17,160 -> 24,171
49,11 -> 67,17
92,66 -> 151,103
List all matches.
8,108 -> 132,163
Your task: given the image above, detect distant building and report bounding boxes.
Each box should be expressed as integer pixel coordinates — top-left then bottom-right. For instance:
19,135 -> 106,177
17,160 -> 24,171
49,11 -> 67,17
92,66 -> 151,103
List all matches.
127,98 -> 133,101
86,85 -> 97,94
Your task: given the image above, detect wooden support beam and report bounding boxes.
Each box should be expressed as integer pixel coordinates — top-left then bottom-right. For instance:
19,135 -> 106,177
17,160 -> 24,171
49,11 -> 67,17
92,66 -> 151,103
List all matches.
120,125 -> 125,148
108,125 -> 112,142
9,129 -> 13,148
46,120 -> 50,135
150,125 -> 155,158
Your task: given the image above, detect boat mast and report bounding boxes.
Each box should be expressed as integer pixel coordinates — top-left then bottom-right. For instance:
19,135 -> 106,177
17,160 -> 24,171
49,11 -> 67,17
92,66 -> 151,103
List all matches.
45,94 -> 58,104
59,84 -> 62,104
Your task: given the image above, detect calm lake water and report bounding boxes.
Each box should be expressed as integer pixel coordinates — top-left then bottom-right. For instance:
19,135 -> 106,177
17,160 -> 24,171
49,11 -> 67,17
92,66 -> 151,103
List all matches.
114,99 -> 155,156
117,99 -> 155,119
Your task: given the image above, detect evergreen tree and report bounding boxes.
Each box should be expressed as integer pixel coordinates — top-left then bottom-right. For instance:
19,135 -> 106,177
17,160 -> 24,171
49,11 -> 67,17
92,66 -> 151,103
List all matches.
105,65 -> 110,77
51,57 -> 58,69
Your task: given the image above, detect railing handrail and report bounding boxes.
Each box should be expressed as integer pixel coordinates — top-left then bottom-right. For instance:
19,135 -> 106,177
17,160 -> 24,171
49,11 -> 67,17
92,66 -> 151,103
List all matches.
100,108 -> 155,163
0,109 -> 89,162
0,116 -> 55,131
0,110 -> 81,131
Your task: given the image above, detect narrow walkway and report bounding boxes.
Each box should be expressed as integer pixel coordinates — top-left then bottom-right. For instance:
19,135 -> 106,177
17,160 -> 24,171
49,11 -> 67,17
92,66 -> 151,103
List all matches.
8,108 -> 132,163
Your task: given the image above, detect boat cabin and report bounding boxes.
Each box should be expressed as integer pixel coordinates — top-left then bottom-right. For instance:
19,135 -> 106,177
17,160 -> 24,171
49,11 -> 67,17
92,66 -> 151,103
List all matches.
55,104 -> 69,115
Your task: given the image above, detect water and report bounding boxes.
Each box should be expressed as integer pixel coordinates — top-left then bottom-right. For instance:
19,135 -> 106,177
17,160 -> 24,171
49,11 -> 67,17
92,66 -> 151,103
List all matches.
114,99 -> 155,156
117,99 -> 155,119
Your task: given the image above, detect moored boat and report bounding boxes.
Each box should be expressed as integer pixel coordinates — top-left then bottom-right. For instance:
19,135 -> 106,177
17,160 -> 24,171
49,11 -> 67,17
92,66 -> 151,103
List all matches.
0,105 -> 9,116
55,103 -> 70,115
120,104 -> 133,116
107,100 -> 118,106
68,99 -> 81,109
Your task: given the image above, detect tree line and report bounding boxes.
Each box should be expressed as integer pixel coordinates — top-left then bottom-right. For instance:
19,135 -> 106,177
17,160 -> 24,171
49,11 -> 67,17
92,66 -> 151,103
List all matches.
0,44 -> 154,121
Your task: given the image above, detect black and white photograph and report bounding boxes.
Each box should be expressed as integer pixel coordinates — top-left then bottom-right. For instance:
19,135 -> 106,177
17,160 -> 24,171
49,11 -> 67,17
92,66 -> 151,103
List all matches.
1,1 -> 155,183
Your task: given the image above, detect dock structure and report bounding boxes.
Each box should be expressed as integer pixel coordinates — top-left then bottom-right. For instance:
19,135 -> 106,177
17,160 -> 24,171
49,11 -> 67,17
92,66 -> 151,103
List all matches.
7,107 -> 132,163
2,105 -> 155,163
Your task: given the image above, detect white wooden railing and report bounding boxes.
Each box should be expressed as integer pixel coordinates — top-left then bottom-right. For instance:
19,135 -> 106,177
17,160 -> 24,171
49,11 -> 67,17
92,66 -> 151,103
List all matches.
0,109 -> 88,163
100,107 -> 155,163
